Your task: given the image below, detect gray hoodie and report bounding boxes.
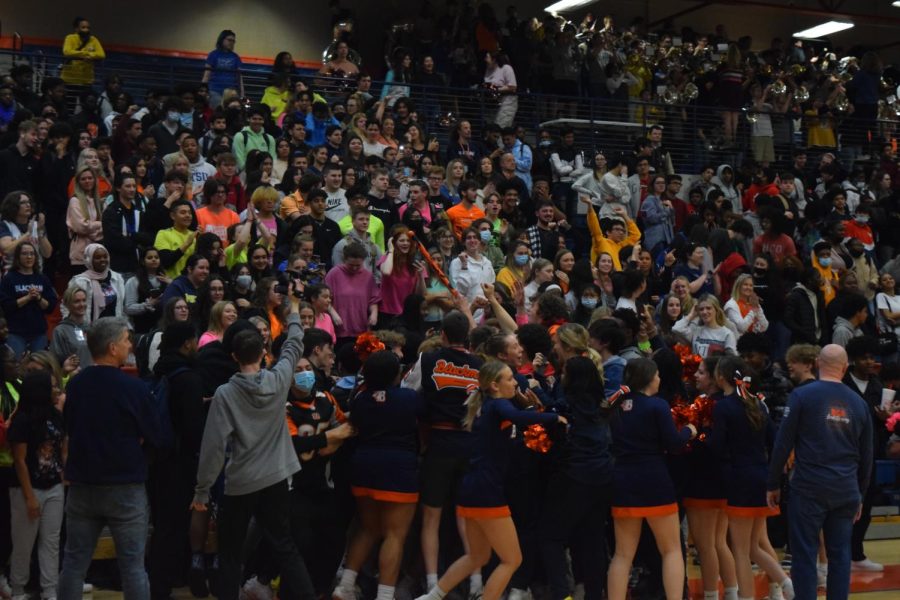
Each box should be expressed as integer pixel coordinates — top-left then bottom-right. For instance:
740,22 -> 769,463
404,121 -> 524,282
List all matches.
193,313 -> 303,503
711,164 -> 741,214
831,316 -> 861,348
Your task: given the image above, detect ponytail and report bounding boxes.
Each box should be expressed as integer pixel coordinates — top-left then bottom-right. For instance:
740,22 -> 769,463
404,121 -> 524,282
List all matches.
463,388 -> 483,431
716,356 -> 765,431
464,360 -> 510,430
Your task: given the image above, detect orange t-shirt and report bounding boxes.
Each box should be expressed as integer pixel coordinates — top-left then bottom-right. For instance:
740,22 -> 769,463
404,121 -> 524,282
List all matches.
445,203 -> 486,239
280,191 -> 305,220
196,206 -> 240,246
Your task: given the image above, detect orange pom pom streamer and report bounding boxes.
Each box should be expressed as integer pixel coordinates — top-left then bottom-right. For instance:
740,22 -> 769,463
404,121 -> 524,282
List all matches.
524,424 -> 552,454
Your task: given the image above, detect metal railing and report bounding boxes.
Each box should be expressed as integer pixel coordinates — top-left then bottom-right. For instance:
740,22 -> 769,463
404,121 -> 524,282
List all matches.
4,45 -> 897,172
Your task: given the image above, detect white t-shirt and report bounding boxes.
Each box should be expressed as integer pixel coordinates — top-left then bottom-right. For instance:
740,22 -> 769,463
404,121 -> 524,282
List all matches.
876,292 -> 900,335
325,188 -> 349,222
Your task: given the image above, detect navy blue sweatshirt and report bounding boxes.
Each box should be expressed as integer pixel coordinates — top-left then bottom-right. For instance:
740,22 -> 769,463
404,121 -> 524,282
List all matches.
64,365 -> 163,484
767,380 -> 873,499
0,270 -> 58,337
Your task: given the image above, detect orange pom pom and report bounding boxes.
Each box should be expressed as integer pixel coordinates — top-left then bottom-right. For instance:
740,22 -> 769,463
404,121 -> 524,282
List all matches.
524,424 -> 552,454
354,332 -> 386,362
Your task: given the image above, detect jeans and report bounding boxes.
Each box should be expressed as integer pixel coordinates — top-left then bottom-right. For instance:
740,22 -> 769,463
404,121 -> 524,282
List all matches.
539,471 -> 611,600
58,483 -> 150,600
788,490 -> 859,600
6,332 -> 48,359
10,484 -> 64,598
217,479 -> 315,600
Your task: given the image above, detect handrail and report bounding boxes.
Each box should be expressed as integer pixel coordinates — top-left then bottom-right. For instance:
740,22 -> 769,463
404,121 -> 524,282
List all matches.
2,46 -> 897,173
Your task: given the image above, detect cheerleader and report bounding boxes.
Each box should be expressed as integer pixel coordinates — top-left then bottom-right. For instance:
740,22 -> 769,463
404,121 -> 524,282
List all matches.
710,356 -> 794,600
415,361 -> 566,600
332,351 -> 424,600
607,358 -> 697,600
686,356 -> 738,600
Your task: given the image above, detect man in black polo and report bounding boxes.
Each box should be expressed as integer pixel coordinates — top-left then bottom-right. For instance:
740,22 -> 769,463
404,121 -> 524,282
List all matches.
0,120 -> 40,197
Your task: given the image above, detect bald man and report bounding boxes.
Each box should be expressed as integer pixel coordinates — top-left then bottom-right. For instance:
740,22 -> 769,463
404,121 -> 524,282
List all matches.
766,345 -> 873,600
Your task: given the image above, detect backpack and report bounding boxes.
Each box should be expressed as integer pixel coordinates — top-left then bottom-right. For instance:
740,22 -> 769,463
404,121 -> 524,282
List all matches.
134,330 -> 158,379
149,366 -> 191,452
240,130 -> 273,154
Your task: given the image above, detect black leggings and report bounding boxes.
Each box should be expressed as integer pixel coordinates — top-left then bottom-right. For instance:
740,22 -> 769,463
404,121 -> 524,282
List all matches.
539,471 -> 611,600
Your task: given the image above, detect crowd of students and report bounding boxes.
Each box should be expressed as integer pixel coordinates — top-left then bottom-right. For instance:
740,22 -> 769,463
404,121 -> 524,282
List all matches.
0,7 -> 898,600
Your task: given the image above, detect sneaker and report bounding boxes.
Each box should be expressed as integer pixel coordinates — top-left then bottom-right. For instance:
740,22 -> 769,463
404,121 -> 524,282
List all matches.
241,577 -> 273,600
333,586 -> 356,600
768,582 -> 784,600
781,578 -> 795,600
816,564 -> 827,588
189,566 -> 209,598
83,583 -> 94,594
851,558 -> 884,572
0,576 -> 11,599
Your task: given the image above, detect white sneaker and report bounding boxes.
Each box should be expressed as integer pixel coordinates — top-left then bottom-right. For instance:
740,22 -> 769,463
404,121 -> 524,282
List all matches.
781,578 -> 795,600
333,586 -> 357,600
241,577 -> 273,600
768,581 -> 784,600
83,583 -> 94,594
816,563 -> 828,588
852,558 -> 884,571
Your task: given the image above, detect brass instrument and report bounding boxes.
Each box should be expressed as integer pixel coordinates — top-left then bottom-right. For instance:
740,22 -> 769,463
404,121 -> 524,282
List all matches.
322,22 -> 362,67
793,86 -> 810,103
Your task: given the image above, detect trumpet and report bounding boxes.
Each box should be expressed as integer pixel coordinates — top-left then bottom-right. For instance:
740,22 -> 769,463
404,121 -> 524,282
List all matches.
793,86 -> 810,103
833,92 -> 850,112
770,80 -> 788,99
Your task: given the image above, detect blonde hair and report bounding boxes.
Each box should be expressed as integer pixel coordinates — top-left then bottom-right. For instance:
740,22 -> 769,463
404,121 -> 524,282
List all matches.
208,300 -> 237,334
445,159 -> 465,188
730,273 -> 754,303
251,185 -> 280,209
672,276 -> 696,313
62,284 -> 87,308
697,294 -> 727,327
464,360 -> 510,430
555,323 -> 606,381
73,165 -> 102,225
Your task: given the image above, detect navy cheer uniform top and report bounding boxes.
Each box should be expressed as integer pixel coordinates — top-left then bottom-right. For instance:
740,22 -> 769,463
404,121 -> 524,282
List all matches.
456,397 -> 559,518
610,393 -> 693,517
710,392 -> 776,517
349,386 -> 424,503
683,393 -> 727,509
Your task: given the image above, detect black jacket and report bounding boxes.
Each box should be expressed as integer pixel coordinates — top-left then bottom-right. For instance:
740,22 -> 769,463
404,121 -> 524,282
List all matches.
101,197 -> 153,274
843,372 -> 887,460
153,351 -> 207,459
783,284 -> 828,345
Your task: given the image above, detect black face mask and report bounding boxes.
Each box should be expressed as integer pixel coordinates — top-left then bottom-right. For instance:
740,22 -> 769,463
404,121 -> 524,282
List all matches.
753,268 -> 767,278
848,249 -> 864,258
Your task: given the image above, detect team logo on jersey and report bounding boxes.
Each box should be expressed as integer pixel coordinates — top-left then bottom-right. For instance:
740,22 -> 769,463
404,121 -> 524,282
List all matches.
622,399 -> 633,412
431,359 -> 479,392
826,406 -> 849,424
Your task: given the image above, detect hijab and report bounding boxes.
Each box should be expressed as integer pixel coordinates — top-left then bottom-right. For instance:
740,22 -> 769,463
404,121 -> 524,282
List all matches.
82,243 -> 111,322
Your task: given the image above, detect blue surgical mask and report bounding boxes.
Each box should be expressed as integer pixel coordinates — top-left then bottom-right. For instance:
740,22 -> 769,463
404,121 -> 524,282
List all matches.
236,274 -> 253,289
479,230 -> 492,243
818,257 -> 832,267
581,297 -> 598,310
539,140 -> 553,148
167,111 -> 180,123
293,370 -> 316,392
855,215 -> 869,224
514,254 -> 529,266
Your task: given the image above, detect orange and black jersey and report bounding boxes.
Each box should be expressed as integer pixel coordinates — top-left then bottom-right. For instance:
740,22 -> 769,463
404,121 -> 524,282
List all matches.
286,390 -> 346,492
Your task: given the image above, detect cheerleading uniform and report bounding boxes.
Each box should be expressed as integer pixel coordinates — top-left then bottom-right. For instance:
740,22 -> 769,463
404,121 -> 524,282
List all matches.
709,392 -> 777,517
456,397 -> 559,519
609,393 -> 693,517
682,393 -> 727,510
402,346 -> 483,507
349,386 -> 424,503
